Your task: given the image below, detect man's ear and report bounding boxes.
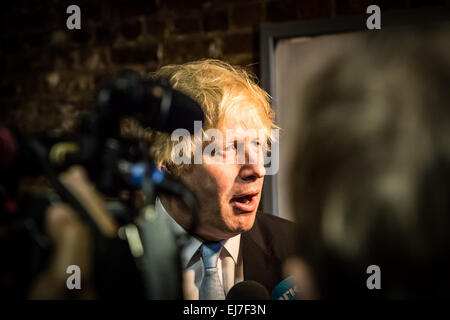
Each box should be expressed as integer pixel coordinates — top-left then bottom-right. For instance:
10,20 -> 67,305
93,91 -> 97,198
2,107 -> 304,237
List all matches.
159,161 -> 175,174
161,162 -> 177,176
160,162 -> 192,177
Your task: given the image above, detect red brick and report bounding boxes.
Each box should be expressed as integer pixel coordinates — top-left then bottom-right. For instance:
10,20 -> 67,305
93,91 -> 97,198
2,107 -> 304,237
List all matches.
297,0 -> 333,19
410,0 -> 446,7
163,37 -> 210,64
204,9 -> 229,32
69,27 -> 92,45
146,19 -> 167,39
223,33 -> 254,55
121,19 -> 142,41
22,31 -> 51,49
374,0 -> 410,10
231,3 -> 263,28
174,16 -> 201,34
111,43 -> 158,65
96,24 -> 116,45
163,0 -> 212,11
265,0 -> 297,23
111,0 -> 158,20
336,0 -> 373,15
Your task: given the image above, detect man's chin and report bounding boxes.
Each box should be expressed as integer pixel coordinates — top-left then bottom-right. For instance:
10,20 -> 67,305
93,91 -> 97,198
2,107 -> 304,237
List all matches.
230,211 -> 257,233
201,210 -> 257,240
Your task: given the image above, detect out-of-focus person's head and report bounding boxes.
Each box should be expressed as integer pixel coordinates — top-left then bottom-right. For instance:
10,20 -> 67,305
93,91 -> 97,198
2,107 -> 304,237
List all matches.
290,24 -> 450,298
146,59 -> 277,241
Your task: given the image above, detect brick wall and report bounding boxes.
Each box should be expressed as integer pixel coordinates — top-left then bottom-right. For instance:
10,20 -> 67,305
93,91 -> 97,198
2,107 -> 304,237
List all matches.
1,0 -> 447,133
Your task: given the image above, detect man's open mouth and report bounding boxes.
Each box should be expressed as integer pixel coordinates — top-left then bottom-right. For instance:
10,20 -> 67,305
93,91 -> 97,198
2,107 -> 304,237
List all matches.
230,192 -> 259,212
231,194 -> 255,203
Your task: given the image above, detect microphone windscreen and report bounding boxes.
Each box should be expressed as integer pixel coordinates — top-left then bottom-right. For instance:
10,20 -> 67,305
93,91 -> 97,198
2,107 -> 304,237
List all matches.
161,89 -> 204,134
226,280 -> 270,300
271,276 -> 299,300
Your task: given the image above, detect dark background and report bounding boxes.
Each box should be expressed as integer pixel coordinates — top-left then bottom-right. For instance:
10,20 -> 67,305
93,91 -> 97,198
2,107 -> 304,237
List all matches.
1,0 -> 449,133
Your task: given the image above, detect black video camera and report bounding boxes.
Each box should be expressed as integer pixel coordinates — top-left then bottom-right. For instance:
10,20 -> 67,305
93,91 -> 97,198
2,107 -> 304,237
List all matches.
0,70 -> 204,299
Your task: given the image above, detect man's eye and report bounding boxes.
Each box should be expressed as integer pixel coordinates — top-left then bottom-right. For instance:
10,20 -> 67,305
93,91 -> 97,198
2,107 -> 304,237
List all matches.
225,144 -> 235,151
250,140 -> 262,149
224,140 -> 238,151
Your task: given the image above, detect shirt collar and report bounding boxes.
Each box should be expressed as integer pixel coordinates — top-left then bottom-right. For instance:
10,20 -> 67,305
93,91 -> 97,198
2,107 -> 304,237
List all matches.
155,197 -> 241,268
222,232 -> 240,265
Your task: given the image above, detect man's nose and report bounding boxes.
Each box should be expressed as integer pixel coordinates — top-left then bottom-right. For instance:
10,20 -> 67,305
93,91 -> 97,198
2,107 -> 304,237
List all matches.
239,147 -> 266,182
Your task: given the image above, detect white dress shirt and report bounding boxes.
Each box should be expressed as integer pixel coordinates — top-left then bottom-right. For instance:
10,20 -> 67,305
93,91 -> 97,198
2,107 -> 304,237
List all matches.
156,197 -> 244,300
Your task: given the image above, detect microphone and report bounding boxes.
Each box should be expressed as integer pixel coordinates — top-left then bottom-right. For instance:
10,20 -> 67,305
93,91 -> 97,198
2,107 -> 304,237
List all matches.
226,281 -> 271,300
271,276 -> 299,300
97,70 -> 204,135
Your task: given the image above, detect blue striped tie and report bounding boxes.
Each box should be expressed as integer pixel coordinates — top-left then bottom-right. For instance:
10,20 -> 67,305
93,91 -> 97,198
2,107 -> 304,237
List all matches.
199,242 -> 225,300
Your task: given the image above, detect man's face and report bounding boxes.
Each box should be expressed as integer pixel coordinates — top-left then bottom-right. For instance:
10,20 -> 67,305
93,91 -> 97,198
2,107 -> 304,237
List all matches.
168,115 -> 266,241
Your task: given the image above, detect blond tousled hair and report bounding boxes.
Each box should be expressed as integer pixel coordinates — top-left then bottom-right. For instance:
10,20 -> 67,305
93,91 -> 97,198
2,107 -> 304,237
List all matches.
143,59 -> 276,174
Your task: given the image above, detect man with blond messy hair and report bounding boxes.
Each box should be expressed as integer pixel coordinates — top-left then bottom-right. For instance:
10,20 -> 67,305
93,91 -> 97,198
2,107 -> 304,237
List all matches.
148,59 -> 296,300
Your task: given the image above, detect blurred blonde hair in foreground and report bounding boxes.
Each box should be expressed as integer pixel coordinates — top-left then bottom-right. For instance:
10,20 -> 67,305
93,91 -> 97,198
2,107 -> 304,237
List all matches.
291,23 -> 450,298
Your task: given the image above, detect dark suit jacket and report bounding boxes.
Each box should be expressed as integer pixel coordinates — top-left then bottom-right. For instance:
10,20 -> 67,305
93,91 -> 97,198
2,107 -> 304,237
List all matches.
241,212 -> 298,294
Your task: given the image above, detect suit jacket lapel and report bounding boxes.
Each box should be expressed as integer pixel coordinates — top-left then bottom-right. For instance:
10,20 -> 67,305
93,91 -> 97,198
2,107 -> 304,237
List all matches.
241,215 -> 282,293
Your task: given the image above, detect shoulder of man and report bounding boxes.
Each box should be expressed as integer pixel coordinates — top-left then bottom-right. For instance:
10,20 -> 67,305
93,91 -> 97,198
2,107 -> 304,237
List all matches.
244,212 -> 298,259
